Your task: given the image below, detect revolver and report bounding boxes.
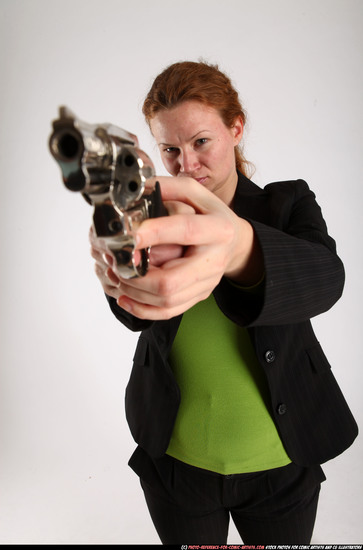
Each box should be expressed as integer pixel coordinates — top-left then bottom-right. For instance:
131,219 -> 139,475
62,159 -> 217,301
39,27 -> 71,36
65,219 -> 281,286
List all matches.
49,106 -> 165,278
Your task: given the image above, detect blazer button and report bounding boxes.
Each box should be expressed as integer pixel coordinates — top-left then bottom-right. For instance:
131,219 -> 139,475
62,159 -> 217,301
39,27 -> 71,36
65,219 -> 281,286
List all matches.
265,350 -> 276,363
277,403 -> 287,415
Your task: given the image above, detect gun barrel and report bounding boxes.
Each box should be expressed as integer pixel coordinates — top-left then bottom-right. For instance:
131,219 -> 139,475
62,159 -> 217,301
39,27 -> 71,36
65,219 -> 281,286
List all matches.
49,126 -> 88,192
50,129 -> 83,161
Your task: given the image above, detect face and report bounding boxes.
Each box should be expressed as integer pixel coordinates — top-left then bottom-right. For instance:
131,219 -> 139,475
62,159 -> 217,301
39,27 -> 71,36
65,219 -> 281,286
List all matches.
149,100 -> 243,205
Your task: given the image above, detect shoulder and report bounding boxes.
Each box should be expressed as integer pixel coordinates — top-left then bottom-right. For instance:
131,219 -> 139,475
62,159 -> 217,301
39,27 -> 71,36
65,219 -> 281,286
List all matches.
263,179 -> 318,218
237,172 -> 314,200
264,178 -> 314,200
235,173 -> 317,222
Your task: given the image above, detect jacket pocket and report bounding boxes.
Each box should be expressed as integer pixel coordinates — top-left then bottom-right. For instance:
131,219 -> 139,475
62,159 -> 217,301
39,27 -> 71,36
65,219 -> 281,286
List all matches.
306,345 -> 332,374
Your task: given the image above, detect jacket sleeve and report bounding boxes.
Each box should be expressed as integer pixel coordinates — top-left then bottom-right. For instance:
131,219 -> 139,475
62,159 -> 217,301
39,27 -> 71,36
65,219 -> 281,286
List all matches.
214,179 -> 345,327
105,294 -> 153,332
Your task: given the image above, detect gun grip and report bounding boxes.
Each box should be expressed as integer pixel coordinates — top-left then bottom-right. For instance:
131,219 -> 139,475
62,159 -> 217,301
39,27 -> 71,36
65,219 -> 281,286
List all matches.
149,180 -> 168,218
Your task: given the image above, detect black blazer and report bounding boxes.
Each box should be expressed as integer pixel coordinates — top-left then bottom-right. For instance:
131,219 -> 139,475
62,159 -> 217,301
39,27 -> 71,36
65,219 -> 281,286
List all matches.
107,173 -> 358,466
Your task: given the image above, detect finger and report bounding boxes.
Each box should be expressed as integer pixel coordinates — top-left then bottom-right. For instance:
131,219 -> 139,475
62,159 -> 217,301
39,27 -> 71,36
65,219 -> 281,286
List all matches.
90,235 -> 125,275
89,231 -> 112,261
149,244 -> 185,267
119,271 -> 217,310
94,263 -> 120,288
89,225 -> 96,242
163,200 -> 196,216
90,245 -> 104,264
94,263 -> 123,299
117,288 -> 212,321
90,245 -> 112,267
136,213 -> 232,250
146,176 -> 225,213
106,266 -> 122,286
118,247 -> 222,304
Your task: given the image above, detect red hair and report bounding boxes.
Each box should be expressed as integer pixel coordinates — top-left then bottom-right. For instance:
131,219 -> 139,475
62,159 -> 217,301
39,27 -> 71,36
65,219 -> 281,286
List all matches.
142,61 -> 252,177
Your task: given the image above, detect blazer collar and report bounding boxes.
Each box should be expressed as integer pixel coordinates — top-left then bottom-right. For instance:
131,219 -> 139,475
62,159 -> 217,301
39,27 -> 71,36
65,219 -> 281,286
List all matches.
232,172 -> 267,221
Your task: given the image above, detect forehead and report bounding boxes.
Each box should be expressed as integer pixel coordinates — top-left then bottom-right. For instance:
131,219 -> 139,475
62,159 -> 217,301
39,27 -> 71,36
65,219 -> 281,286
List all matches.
150,100 -> 225,140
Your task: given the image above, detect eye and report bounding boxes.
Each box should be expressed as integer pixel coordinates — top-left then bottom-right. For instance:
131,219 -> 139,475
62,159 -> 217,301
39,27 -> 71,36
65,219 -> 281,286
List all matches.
194,138 -> 208,148
163,146 -> 179,155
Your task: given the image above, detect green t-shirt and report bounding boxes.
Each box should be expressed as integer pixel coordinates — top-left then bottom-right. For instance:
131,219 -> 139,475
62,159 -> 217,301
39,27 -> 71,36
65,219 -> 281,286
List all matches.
166,293 -> 291,475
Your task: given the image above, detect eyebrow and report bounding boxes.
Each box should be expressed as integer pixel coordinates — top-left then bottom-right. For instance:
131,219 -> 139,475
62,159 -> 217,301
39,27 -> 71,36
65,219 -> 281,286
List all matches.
158,130 -> 210,147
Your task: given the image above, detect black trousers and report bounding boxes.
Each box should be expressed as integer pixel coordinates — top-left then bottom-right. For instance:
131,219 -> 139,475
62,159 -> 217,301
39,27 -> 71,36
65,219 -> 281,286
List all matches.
129,447 -> 326,545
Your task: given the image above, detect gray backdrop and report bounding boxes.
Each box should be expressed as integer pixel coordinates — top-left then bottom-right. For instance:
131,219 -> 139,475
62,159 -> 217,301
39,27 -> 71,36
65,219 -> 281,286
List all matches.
0,0 -> 362,544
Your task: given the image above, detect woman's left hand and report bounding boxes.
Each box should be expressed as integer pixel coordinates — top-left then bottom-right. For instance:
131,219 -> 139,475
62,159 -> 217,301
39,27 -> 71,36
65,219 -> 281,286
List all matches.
115,176 -> 263,320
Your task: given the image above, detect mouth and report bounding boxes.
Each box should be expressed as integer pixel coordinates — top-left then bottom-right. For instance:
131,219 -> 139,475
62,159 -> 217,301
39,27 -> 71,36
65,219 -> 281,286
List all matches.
194,176 -> 207,185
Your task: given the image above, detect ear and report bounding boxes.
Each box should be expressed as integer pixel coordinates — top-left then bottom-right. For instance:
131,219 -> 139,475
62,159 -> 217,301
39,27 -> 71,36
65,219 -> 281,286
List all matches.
232,116 -> 244,145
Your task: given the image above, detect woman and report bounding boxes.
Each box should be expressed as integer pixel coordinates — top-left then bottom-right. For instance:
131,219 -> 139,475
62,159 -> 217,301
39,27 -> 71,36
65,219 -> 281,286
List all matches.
91,61 -> 358,544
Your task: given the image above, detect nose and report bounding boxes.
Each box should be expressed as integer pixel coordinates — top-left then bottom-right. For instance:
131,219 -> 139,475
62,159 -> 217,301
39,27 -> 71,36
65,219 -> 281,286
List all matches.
178,149 -> 200,176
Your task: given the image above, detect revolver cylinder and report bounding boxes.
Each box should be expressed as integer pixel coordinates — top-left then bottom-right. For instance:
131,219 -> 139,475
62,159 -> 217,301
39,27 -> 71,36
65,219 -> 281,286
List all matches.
49,106 -> 162,278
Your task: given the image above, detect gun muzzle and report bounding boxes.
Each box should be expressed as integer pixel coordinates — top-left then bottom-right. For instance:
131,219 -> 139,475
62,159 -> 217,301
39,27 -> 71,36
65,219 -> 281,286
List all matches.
49,127 -> 86,191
